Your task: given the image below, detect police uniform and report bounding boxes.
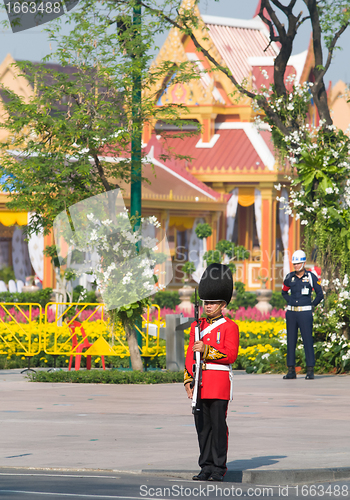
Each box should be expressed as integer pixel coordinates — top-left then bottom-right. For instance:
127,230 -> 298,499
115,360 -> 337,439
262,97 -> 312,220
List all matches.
282,270 -> 324,368
184,263 -> 239,480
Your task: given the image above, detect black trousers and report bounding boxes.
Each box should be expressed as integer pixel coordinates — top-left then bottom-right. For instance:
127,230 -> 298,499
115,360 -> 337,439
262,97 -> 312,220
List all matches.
194,399 -> 229,475
286,310 -> 315,367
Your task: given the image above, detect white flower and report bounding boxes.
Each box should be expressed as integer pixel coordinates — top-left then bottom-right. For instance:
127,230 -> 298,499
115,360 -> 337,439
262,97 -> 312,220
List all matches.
87,213 -> 95,221
261,69 -> 269,80
322,208 -> 328,215
113,242 -> 120,252
142,267 -> 153,278
147,215 -> 161,228
90,229 -> 98,241
101,219 -> 113,226
274,183 -> 282,191
122,249 -> 131,258
143,236 -> 158,249
325,187 -> 334,194
122,272 -> 132,285
123,231 -> 138,244
262,353 -> 270,359
301,220 -> 308,225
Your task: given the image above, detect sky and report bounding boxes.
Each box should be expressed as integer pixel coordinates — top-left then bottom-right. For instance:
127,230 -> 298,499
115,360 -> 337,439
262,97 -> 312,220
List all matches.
0,0 -> 350,87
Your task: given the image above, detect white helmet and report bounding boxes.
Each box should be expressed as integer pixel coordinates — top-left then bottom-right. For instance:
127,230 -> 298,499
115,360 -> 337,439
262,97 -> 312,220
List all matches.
292,250 -> 306,264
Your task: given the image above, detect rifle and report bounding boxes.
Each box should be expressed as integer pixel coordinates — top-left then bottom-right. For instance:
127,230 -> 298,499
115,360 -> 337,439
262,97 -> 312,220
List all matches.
191,288 -> 201,415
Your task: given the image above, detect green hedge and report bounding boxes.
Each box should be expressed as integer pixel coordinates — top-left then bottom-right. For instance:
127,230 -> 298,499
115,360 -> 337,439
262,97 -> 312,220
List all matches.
153,291 -> 181,310
0,288 -> 53,308
29,369 -> 184,384
269,291 -> 286,310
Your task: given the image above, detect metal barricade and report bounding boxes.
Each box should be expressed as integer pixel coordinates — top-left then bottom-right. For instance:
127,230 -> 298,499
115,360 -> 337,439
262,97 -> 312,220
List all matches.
43,302 -> 117,357
139,304 -> 165,359
0,303 -> 42,359
0,302 -> 165,364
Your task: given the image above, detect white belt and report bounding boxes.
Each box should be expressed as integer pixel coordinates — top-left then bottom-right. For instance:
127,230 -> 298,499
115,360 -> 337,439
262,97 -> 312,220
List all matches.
202,362 -> 230,371
201,363 -> 234,401
287,305 -> 312,312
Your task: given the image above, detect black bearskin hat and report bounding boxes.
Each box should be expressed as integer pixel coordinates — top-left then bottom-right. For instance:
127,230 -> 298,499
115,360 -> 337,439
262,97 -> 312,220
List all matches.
198,263 -> 233,305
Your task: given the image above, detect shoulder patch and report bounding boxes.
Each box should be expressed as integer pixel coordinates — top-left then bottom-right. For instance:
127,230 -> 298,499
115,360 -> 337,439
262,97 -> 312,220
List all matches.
317,280 -> 321,285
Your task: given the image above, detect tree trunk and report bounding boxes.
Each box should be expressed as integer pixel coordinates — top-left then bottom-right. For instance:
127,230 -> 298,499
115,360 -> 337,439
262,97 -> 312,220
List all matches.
125,324 -> 144,371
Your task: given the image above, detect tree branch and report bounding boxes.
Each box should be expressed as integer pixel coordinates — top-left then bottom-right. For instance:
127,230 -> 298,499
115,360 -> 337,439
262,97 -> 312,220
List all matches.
296,15 -> 311,30
262,0 -> 287,40
270,0 -> 290,16
92,153 -> 111,191
258,4 -> 281,43
314,21 -> 350,88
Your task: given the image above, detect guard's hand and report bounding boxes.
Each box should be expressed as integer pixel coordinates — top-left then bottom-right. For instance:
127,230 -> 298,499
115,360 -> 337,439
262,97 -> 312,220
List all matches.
193,340 -> 205,353
185,383 -> 194,399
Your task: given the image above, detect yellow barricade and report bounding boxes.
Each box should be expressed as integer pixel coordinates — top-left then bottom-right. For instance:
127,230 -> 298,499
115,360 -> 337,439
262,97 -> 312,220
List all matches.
0,303 -> 43,358
43,302 -> 118,357
139,304 -> 165,359
42,303 -> 164,360
0,302 -> 165,362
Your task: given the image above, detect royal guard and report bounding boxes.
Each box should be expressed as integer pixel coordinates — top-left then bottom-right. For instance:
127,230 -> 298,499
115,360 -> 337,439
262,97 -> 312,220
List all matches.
184,263 -> 239,482
282,250 -> 324,380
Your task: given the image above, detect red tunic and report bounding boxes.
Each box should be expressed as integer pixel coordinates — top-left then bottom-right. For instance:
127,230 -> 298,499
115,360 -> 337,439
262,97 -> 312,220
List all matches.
184,316 -> 239,400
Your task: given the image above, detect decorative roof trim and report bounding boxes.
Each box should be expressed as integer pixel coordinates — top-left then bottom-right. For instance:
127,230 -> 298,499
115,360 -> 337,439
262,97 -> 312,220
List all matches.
249,50 -> 308,83
202,15 -> 265,30
145,146 -> 218,201
195,134 -> 220,149
215,122 -> 275,171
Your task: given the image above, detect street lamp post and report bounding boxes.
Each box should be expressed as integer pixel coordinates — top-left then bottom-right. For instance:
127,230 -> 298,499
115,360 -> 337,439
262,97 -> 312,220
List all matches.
130,0 -> 143,355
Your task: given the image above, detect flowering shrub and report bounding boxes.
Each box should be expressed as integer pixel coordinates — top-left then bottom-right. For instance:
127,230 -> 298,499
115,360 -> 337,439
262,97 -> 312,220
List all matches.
313,274 -> 350,340
256,74 -> 350,286
151,306 -> 285,322
227,307 -> 285,321
0,307 -> 41,323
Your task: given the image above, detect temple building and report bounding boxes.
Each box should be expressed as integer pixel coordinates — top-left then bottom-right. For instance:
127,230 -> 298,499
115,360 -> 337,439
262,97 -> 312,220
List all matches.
141,0 -> 315,290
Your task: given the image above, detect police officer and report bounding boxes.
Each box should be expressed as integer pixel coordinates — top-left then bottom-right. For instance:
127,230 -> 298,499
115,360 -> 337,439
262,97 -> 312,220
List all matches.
184,263 -> 239,482
282,250 -> 324,380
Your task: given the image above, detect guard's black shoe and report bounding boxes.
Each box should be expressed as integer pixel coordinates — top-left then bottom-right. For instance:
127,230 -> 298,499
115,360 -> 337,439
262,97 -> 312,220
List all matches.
305,367 -> 314,379
192,471 -> 211,481
283,366 -> 296,379
208,472 -> 224,482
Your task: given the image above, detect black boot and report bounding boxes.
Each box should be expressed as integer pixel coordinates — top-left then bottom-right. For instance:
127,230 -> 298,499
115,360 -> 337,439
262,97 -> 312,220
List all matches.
305,367 -> 314,379
283,366 -> 296,379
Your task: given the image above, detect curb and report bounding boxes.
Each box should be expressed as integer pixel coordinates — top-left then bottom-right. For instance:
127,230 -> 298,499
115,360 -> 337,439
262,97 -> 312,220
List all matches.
142,467 -> 350,485
1,466 -> 350,485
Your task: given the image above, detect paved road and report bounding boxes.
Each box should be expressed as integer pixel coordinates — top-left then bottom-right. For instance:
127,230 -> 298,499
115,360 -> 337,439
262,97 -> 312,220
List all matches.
1,469 -> 350,499
1,370 -> 350,486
